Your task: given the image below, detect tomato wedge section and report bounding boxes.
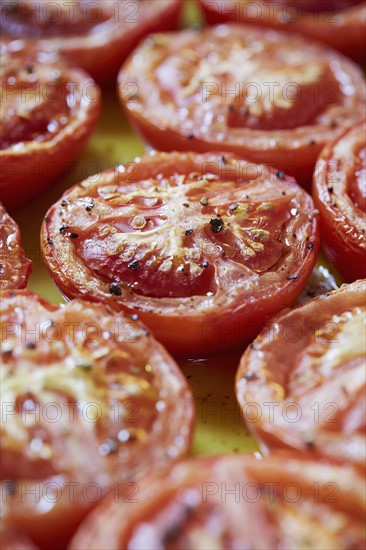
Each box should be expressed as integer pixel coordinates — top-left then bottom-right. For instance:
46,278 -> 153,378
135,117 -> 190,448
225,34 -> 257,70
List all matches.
0,0 -> 182,84
236,280 -> 366,471
0,40 -> 100,211
118,24 -> 365,187
313,119 -> 366,283
0,290 -> 194,550
70,453 -> 366,549
199,1 -> 366,63
41,151 -> 319,356
0,202 -> 32,289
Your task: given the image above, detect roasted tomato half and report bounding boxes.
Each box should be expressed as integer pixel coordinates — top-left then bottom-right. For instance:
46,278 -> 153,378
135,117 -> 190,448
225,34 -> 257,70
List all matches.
118,24 -> 365,187
0,202 -> 32,289
0,0 -> 182,84
236,280 -> 366,471
0,290 -> 194,550
199,1 -> 366,63
41,151 -> 319,357
70,453 -> 366,549
313,120 -> 366,283
0,40 -> 100,211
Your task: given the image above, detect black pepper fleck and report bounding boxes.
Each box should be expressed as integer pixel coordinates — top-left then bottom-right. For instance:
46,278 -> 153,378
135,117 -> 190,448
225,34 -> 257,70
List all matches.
307,243 -> 314,250
276,170 -> 285,179
86,199 -> 95,212
220,155 -> 226,164
182,202 -> 190,208
44,216 -> 51,223
328,187 -> 334,193
59,226 -> 69,234
229,203 -> 238,211
61,200 -> 69,207
304,436 -> 315,450
25,342 -> 36,350
187,133 -> 195,140
109,283 -> 122,296
68,232 -> 79,239
185,229 -> 193,236
287,274 -> 298,280
47,238 -> 53,246
128,260 -> 140,271
209,218 -> 224,233
202,261 -> 209,268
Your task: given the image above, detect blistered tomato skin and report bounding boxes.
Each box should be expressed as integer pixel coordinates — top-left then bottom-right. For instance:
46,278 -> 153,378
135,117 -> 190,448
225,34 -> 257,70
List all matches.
70,454 -> 366,550
118,25 -> 365,187
313,120 -> 366,283
0,0 -> 182,84
0,41 -> 100,211
236,280 -> 366,471
0,290 -> 194,550
41,151 -> 319,357
0,202 -> 32,289
199,1 -> 366,62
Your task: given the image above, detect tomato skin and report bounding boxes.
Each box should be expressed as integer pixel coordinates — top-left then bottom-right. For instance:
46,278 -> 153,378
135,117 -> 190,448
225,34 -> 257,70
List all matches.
0,41 -> 101,211
70,453 -> 366,550
236,280 -> 366,471
0,0 -> 182,85
41,151 -> 319,357
0,526 -> 38,550
0,202 -> 32,289
199,0 -> 366,62
0,290 -> 194,550
313,120 -> 366,283
118,25 -> 365,188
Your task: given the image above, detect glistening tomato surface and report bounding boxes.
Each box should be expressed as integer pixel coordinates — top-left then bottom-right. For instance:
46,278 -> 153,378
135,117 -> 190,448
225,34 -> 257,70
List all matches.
236,280 -> 366,471
41,151 -> 319,356
0,40 -> 100,211
199,1 -> 366,62
70,453 -> 366,550
0,202 -> 32,289
0,0 -> 182,84
0,290 -> 194,550
313,120 -> 366,283
118,25 -> 365,187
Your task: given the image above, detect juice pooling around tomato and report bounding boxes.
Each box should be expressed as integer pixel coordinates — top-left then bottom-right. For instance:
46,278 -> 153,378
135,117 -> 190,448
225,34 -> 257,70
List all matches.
41,151 -> 319,356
